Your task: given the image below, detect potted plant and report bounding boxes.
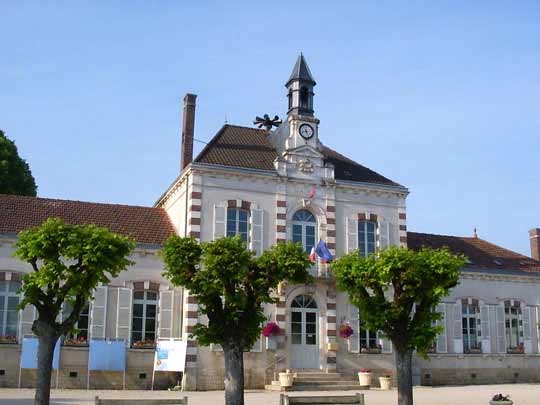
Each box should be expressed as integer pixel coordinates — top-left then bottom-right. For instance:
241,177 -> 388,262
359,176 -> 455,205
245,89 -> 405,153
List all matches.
279,368 -> 294,387
358,367 -> 372,387
489,393 -> 513,405
0,335 -> 17,344
379,371 -> 392,390
132,339 -> 156,349
262,322 -> 282,350
63,336 -> 88,346
339,323 -> 354,350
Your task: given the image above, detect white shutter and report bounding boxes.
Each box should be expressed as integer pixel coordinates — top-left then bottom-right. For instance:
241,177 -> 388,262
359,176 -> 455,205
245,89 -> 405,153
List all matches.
378,220 -> 389,251
453,302 -> 463,353
89,286 -> 108,340
250,208 -> 264,256
214,204 -> 227,239
522,306 -> 532,353
347,218 -> 358,254
19,304 -> 37,341
378,331 -> 392,353
496,304 -> 506,353
158,290 -> 174,339
436,303 -> 447,353
348,302 -> 360,353
116,287 -> 132,346
480,305 -> 491,353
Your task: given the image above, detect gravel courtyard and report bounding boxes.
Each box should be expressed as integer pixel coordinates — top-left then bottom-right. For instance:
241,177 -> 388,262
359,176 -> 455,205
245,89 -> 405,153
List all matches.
0,385 -> 536,405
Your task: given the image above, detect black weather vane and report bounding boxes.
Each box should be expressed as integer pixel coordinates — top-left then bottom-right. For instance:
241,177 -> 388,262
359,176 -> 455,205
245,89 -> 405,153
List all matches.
253,114 -> 282,131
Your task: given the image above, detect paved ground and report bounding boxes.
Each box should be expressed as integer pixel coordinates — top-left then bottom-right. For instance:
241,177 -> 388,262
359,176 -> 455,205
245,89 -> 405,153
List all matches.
0,385 -> 536,405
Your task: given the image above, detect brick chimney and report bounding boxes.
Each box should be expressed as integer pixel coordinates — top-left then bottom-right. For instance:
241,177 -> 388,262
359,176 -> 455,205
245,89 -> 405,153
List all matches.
181,93 -> 197,171
529,228 -> 540,260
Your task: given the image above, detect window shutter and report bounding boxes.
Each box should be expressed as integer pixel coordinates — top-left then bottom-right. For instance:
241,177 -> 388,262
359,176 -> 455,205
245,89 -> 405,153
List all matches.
115,287 -> 132,346
452,302 -> 463,353
496,304 -> 506,353
158,290 -> 174,339
250,207 -> 264,256
436,303 -> 447,353
214,204 -> 226,239
377,331 -> 392,353
90,286 -> 108,340
19,304 -> 37,341
378,220 -> 389,250
348,302 -> 360,353
480,305 -> 491,353
522,306 -> 532,353
347,218 -> 358,254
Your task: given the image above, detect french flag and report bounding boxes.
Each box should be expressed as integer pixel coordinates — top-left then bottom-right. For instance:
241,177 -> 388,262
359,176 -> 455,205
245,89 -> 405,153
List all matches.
309,246 -> 316,263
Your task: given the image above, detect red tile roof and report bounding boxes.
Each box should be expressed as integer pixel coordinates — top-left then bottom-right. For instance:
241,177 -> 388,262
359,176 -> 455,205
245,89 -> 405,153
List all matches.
407,231 -> 540,272
0,194 -> 175,245
194,124 -> 402,187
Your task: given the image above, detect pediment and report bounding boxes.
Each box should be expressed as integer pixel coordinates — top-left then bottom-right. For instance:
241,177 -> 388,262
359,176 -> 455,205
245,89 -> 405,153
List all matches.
282,144 -> 324,159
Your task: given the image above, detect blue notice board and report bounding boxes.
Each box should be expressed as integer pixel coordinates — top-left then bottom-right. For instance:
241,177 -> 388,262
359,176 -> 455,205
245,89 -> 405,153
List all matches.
88,340 -> 126,371
20,337 -> 60,370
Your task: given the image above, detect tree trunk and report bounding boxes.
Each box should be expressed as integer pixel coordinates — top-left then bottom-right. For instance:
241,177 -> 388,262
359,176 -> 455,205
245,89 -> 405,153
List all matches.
223,343 -> 245,405
395,348 -> 414,405
33,319 -> 60,405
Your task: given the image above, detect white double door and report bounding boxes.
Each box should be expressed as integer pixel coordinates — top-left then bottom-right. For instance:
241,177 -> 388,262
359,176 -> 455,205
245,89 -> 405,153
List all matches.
289,307 -> 319,369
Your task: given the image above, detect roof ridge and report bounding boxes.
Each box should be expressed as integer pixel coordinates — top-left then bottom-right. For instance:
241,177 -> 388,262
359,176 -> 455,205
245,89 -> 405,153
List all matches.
0,193 -> 159,211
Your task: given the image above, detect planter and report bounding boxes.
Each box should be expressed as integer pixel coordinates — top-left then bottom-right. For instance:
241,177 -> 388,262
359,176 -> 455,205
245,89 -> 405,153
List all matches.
266,337 -> 277,351
279,372 -> 294,387
327,342 -> 339,352
358,372 -> 372,387
379,376 -> 391,390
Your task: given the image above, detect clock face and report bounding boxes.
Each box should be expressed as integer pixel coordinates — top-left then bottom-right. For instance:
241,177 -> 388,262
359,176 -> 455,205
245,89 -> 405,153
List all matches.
299,123 -> 314,139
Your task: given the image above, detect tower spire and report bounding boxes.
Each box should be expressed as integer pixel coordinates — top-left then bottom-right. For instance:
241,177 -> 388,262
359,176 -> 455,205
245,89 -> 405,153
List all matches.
286,53 -> 316,117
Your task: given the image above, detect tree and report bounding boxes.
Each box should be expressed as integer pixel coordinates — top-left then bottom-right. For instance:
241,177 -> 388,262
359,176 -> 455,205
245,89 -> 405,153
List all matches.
332,246 -> 465,405
0,129 -> 37,196
162,236 -> 312,405
14,218 -> 135,405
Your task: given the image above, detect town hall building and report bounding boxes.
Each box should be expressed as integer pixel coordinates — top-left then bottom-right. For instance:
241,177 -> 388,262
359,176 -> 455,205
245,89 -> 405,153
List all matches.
1,55 -> 540,390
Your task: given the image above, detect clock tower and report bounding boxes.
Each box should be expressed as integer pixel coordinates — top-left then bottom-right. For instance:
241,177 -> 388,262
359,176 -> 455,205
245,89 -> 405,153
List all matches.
285,53 -> 320,150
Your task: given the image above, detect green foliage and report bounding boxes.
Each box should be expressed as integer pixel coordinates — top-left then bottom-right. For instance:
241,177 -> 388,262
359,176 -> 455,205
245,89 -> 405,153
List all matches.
332,246 -> 465,354
162,236 -> 312,349
14,218 -> 135,335
0,130 -> 37,196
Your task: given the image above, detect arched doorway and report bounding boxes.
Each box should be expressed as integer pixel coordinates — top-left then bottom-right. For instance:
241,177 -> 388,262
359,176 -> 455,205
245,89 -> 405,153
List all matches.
289,294 -> 319,369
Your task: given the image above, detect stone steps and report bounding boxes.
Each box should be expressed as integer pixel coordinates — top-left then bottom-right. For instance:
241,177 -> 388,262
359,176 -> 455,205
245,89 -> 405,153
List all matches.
265,370 -> 365,392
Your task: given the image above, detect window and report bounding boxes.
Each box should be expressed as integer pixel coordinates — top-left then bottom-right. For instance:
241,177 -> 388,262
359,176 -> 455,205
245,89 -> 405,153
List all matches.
300,87 -> 310,110
292,210 -> 316,253
0,280 -> 20,341
132,290 -> 158,345
226,208 -> 249,242
358,221 -> 376,257
62,302 -> 90,344
359,318 -> 378,352
504,300 -> 523,353
462,299 -> 481,353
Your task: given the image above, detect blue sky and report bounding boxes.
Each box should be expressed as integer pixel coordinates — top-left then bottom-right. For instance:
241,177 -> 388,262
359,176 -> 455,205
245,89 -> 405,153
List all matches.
1,1 -> 539,256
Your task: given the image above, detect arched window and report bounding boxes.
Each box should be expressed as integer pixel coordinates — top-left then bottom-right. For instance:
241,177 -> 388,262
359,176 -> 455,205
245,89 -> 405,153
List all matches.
132,290 -> 158,345
292,210 -> 316,253
0,280 -> 20,341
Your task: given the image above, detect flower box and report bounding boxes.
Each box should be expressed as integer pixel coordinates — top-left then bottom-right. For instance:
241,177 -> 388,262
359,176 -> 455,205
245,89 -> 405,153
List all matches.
279,371 -> 294,387
132,340 -> 156,349
0,335 -> 18,344
358,371 -> 372,387
379,376 -> 392,390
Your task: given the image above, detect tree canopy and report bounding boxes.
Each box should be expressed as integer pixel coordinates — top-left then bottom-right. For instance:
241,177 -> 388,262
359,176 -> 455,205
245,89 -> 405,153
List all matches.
332,246 -> 466,405
162,236 -> 312,405
0,129 -> 37,196
14,218 -> 135,405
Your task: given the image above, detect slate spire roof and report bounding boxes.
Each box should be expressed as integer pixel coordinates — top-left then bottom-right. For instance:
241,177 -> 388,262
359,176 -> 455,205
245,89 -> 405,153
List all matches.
286,53 -> 316,86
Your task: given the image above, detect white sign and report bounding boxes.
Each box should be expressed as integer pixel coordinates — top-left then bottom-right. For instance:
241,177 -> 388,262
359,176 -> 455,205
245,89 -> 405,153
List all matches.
154,339 -> 187,372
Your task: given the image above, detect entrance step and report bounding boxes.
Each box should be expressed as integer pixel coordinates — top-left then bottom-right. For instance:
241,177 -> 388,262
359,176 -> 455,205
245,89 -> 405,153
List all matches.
265,371 -> 366,392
